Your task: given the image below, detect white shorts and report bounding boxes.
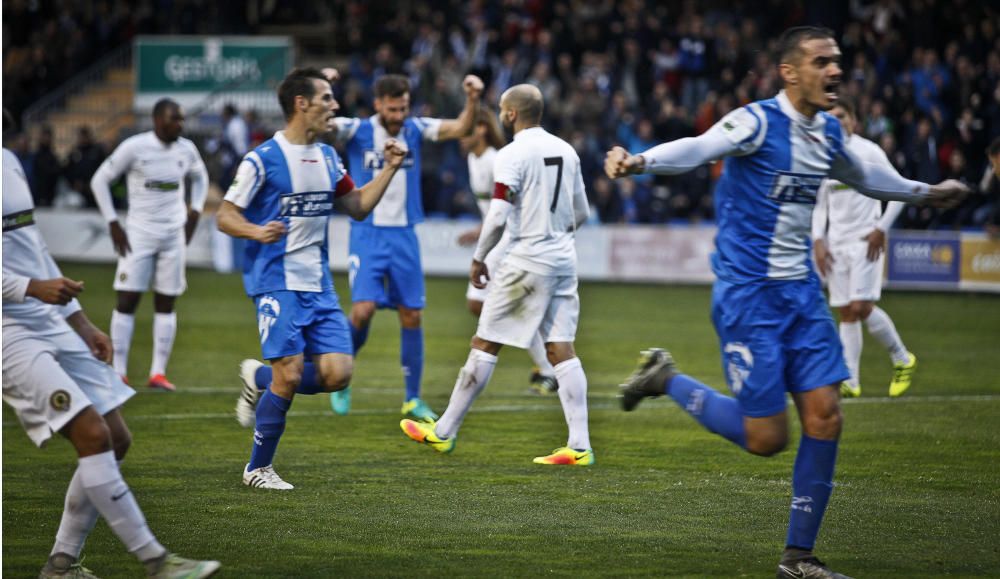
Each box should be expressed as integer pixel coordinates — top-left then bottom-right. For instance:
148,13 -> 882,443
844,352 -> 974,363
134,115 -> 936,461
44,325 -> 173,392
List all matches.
827,243 -> 884,307
475,263 -> 579,349
114,225 -> 187,295
466,231 -> 511,302
2,329 -> 135,447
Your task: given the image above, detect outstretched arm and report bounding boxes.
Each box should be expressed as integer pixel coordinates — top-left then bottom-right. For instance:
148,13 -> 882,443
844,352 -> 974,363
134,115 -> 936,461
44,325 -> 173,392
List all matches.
436,75 -> 485,141
334,139 -> 408,220
830,146 -> 969,207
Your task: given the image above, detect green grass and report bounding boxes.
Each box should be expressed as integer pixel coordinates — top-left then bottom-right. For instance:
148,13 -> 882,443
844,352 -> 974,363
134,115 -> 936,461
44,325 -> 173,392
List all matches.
4,263 -> 1000,577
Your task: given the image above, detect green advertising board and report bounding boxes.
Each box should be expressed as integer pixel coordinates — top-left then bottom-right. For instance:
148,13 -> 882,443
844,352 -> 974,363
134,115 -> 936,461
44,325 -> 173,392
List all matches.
134,36 -> 292,113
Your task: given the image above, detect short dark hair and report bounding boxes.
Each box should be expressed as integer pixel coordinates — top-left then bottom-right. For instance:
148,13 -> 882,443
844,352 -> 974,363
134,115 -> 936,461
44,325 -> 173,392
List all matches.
778,26 -> 835,64
833,97 -> 856,119
152,98 -> 179,119
277,67 -> 328,120
374,74 -> 411,99
989,137 -> 1000,157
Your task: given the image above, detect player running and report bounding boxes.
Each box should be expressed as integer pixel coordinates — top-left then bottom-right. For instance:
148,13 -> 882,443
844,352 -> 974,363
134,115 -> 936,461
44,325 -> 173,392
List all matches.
90,99 -> 209,392
605,27 -> 967,578
457,107 -> 559,395
401,84 -> 594,466
811,98 -> 916,398
218,68 -> 407,490
3,127 -> 220,578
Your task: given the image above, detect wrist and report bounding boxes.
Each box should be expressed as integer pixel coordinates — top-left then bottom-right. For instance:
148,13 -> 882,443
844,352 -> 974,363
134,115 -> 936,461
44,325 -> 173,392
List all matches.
632,154 -> 647,174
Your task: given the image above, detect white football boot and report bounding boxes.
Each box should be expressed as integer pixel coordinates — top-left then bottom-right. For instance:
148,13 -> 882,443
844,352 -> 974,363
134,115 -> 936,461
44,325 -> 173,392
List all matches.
242,464 -> 293,490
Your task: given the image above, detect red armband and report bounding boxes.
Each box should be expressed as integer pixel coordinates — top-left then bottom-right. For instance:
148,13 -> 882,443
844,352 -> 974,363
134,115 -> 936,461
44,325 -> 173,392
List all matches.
334,174 -> 356,198
493,182 -> 511,201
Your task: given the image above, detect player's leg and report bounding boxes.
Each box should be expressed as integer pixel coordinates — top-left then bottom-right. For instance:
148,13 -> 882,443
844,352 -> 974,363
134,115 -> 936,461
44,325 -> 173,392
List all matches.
347,224 -> 387,356
857,252 -> 915,396
110,228 -> 156,382
110,291 -> 141,379
306,293 -> 355,393
829,247 -> 861,397
147,230 -> 186,391
391,227 -> 432,418
527,332 -> 558,395
838,303 -> 863,397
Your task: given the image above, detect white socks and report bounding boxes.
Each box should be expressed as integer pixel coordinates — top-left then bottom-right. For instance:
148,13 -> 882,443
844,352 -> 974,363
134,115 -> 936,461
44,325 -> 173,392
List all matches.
151,312 -> 177,377
51,468 -> 99,558
434,349 -> 497,440
110,310 -> 135,376
839,321 -> 862,386
527,332 -> 555,377
76,451 -> 166,562
554,357 -> 591,450
864,306 -> 909,365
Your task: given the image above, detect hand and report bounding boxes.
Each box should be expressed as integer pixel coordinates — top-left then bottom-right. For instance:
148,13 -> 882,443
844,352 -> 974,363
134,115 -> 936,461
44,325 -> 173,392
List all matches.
863,228 -> 886,261
470,259 -> 489,289
109,221 -> 131,256
185,209 -> 200,244
382,138 -> 408,169
457,227 -> 482,246
321,67 -> 340,83
813,239 -> 834,277
82,326 -> 113,364
26,277 -> 84,305
604,146 -> 644,179
463,75 -> 484,100
255,221 -> 287,243
925,179 -> 970,209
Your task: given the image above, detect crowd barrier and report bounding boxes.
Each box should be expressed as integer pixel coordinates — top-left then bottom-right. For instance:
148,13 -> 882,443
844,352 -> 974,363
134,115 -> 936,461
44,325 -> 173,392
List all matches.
36,209 -> 1000,293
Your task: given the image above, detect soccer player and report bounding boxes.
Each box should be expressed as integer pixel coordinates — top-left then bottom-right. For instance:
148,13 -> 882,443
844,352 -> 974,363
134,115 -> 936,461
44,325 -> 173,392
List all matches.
217,68 -> 408,490
604,27 -> 967,579
91,99 -> 209,392
811,99 -> 915,398
400,84 -> 594,466
457,107 -> 559,395
3,136 -> 220,577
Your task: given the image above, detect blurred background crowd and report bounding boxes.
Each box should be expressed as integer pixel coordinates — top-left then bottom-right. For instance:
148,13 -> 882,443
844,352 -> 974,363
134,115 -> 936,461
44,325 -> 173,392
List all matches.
4,0 -> 1000,231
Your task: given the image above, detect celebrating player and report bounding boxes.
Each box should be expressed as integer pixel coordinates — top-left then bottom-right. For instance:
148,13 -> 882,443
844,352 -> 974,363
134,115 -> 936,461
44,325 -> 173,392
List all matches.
812,99 -> 916,398
3,124 -> 220,578
217,68 -> 407,490
457,107 -> 559,395
605,27 -> 968,578
90,98 -> 209,392
401,84 -> 594,466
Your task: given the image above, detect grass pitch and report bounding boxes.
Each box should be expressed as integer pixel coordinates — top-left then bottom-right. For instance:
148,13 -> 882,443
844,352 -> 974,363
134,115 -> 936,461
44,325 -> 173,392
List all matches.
3,263 -> 999,577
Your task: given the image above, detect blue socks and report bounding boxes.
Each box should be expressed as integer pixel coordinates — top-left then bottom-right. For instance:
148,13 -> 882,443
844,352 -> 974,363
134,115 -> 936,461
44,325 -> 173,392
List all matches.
786,435 -> 839,551
248,389 -> 291,470
666,374 -> 747,448
351,322 -> 370,354
254,365 -> 324,395
401,327 -> 424,401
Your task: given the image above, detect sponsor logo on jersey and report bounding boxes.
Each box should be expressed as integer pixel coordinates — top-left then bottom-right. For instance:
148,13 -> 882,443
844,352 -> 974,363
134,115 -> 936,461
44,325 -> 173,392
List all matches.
362,149 -> 414,171
280,191 -> 334,217
144,180 -> 181,192
768,171 -> 824,204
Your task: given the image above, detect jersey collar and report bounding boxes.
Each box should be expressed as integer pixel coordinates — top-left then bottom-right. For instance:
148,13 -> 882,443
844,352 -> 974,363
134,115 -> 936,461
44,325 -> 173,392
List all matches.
776,90 -> 818,126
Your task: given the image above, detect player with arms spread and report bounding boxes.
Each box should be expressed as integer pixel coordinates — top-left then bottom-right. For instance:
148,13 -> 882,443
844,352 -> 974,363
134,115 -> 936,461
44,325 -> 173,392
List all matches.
605,27 -> 967,578
90,98 -> 209,392
3,112 -> 219,578
217,68 -> 407,490
457,107 -> 559,395
401,84 -> 594,466
811,99 -> 915,399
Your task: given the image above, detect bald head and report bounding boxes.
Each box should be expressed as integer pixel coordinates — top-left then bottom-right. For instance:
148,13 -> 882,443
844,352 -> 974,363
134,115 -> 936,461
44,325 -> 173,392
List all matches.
500,84 -> 544,126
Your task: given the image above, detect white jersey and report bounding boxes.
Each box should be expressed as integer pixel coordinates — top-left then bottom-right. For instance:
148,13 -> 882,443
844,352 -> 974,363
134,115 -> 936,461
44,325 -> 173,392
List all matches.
494,127 -> 587,276
469,147 -> 498,215
2,149 -> 81,336
91,131 -> 209,230
812,134 -> 904,248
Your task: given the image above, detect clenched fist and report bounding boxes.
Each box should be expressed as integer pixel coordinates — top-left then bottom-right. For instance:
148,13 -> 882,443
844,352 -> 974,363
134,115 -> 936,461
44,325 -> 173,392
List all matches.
383,138 -> 409,169
604,146 -> 645,179
463,75 -> 485,100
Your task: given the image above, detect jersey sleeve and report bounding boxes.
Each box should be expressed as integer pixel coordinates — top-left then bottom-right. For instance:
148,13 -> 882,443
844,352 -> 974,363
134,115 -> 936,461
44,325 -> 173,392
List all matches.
492,147 -> 522,199
640,105 -> 763,175
223,152 -> 265,209
715,105 -> 766,156
413,117 -> 442,142
327,150 -> 355,198
91,136 -> 139,222
332,117 -> 361,145
184,140 -> 210,213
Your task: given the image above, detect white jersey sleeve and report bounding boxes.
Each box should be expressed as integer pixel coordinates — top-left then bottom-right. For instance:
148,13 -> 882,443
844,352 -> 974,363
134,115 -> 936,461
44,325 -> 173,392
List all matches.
413,117 -> 442,142
332,117 -> 361,146
640,105 -> 765,174
223,152 -> 265,209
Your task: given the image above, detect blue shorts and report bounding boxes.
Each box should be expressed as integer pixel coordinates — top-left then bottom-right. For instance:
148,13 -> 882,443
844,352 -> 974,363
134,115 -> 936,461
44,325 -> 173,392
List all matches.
253,290 -> 352,360
348,225 -> 425,310
711,277 -> 849,418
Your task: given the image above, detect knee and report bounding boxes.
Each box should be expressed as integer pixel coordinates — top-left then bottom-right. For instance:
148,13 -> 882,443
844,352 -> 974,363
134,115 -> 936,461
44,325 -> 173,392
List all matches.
399,308 -> 422,328
546,342 -> 575,366
839,306 -> 858,323
321,371 -> 352,392
72,417 -> 114,456
351,302 -> 376,326
857,302 -> 874,320
112,430 -> 132,460
745,431 -> 788,457
802,404 -> 843,440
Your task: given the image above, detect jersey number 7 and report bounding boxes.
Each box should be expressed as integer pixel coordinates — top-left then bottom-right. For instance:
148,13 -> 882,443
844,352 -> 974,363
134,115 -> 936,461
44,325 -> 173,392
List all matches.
544,157 -> 564,213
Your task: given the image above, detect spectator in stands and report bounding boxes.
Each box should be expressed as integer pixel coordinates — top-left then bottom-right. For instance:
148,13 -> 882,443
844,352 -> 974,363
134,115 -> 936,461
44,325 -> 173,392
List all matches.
906,116 -> 942,184
979,138 -> 1000,237
32,126 -> 61,208
64,127 -> 107,208
220,104 -> 249,189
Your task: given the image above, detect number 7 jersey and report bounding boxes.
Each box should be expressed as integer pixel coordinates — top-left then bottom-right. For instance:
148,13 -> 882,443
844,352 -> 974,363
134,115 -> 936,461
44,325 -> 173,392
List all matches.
492,127 -> 587,276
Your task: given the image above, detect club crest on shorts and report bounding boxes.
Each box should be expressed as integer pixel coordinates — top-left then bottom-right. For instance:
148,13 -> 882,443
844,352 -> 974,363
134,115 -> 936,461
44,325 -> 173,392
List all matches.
50,390 -> 71,412
723,342 -> 754,395
257,296 -> 281,345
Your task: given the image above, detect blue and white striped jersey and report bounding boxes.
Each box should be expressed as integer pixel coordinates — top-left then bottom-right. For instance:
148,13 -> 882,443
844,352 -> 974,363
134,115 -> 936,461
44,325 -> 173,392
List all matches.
224,131 -> 352,296
333,115 -> 441,227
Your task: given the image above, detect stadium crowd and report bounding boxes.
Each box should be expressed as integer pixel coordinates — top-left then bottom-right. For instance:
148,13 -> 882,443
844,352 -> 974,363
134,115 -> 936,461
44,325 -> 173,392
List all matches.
4,0 -> 1000,230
